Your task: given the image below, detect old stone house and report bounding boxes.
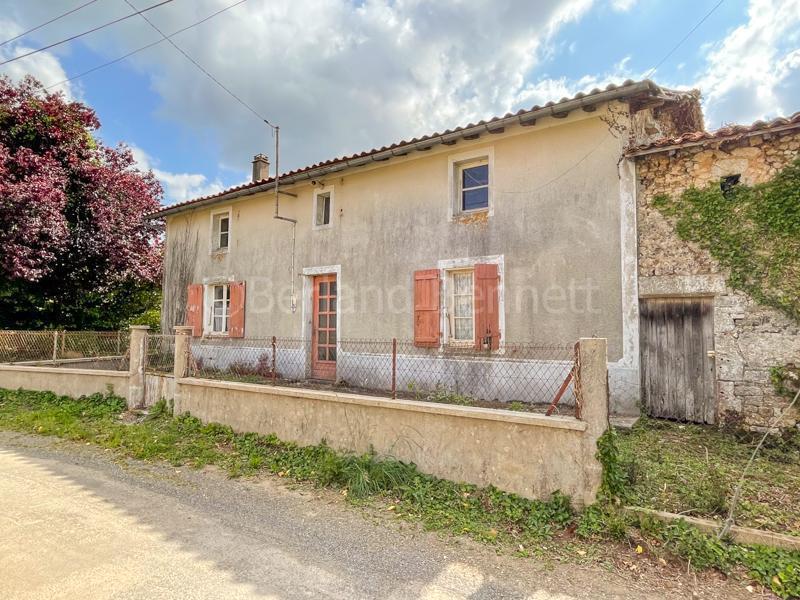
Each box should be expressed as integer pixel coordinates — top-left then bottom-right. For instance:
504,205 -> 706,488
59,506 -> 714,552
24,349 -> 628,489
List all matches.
153,79 -> 800,429
152,80 -> 705,415
629,113 -> 800,430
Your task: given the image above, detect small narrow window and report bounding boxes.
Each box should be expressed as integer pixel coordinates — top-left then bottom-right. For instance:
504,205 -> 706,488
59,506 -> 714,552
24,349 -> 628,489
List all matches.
314,191 -> 331,227
211,284 -> 230,333
449,270 -> 474,344
720,174 -> 741,198
212,212 -> 230,251
459,162 -> 489,211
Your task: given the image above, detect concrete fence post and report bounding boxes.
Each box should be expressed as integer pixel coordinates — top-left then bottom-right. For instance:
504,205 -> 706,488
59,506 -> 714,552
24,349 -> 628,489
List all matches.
577,337 -> 609,506
127,325 -> 149,409
173,326 -> 193,379
172,326 -> 193,414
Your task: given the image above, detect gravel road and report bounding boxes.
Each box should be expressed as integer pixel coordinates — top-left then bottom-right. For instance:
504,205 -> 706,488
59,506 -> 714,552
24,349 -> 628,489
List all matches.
0,431 -> 759,599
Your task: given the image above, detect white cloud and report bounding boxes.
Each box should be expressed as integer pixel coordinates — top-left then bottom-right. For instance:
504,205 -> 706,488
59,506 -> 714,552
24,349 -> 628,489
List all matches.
0,18 -> 76,99
611,0 -> 637,12
130,145 -> 225,204
694,0 -> 800,127
1,0 -> 595,175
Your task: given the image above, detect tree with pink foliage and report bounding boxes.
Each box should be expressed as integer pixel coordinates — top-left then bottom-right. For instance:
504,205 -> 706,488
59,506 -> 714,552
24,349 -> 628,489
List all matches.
0,76 -> 164,329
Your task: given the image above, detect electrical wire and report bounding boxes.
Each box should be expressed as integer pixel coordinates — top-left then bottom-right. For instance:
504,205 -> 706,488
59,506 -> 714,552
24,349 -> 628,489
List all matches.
0,0 -> 102,48
498,0 -> 726,197
643,0 -> 726,79
0,0 -> 177,67
122,0 -> 275,129
45,0 -> 249,91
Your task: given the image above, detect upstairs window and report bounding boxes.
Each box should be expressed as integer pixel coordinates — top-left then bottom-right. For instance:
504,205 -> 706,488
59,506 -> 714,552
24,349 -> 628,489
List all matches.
313,190 -> 333,229
211,210 -> 231,252
459,161 -> 489,212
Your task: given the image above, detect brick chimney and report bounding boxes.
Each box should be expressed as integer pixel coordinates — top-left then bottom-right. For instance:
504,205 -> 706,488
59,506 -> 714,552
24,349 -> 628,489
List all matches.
252,153 -> 270,182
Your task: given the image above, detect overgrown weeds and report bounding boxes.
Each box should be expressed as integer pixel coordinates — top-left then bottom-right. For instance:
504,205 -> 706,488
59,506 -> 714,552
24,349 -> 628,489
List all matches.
2,388 -> 799,598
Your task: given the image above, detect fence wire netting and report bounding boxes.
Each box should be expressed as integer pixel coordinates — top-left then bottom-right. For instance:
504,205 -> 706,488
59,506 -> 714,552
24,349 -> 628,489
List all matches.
0,330 -> 130,371
189,337 -> 580,416
145,334 -> 175,374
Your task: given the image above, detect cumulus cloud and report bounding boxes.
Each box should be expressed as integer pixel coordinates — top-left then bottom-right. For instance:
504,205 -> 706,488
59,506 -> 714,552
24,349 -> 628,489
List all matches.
694,0 -> 800,127
0,18 -> 76,99
611,0 -> 637,12
0,0 -> 596,174
130,145 -> 225,204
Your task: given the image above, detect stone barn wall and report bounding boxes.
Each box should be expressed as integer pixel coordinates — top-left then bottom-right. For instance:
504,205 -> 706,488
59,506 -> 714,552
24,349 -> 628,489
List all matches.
634,126 -> 800,431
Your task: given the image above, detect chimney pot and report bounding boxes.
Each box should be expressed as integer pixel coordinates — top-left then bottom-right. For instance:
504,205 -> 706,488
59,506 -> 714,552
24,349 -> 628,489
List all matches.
252,153 -> 270,182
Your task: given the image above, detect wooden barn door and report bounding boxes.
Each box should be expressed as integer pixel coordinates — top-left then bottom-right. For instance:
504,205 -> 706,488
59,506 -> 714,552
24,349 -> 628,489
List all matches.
639,297 -> 716,424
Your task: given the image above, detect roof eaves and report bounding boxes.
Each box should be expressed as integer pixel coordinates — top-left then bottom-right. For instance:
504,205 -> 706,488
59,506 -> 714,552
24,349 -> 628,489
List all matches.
151,79 -> 667,219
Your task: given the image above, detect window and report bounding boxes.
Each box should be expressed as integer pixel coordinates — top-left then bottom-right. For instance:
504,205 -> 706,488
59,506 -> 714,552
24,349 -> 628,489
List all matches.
449,149 -> 493,219
313,190 -> 333,229
720,174 -> 741,198
211,211 -> 230,252
211,284 -> 230,333
459,162 -> 489,212
448,270 -> 474,344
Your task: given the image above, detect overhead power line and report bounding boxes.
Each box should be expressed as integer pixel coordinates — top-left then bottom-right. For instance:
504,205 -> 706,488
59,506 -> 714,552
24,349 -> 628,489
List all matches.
46,0 -> 249,91
122,0 -> 274,129
0,0 -> 102,48
643,0 -> 726,79
0,0 -> 177,67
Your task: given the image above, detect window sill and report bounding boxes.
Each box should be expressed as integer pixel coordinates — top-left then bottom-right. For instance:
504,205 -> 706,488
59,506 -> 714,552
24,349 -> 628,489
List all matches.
210,248 -> 230,256
311,224 -> 333,231
452,209 -> 490,225
203,332 -> 230,338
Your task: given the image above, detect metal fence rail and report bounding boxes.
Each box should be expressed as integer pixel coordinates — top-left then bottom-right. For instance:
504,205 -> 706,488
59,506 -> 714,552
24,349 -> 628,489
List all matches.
0,330 -> 130,371
189,337 -> 579,415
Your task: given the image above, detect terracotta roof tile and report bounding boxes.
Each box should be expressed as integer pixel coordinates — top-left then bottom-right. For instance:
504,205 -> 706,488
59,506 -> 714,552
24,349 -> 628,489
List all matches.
627,111 -> 800,155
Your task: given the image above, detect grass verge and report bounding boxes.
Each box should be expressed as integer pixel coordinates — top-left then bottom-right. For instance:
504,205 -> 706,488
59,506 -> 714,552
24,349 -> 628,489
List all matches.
616,417 -> 800,536
0,388 -> 798,598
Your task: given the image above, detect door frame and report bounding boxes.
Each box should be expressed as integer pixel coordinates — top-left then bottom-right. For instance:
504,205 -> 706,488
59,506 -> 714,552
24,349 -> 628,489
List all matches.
639,294 -> 717,424
301,265 -> 342,378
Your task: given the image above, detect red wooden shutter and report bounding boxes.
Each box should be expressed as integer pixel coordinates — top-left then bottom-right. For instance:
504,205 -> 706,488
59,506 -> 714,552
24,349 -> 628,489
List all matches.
414,269 -> 440,347
228,281 -> 246,338
474,263 -> 500,350
186,284 -> 203,338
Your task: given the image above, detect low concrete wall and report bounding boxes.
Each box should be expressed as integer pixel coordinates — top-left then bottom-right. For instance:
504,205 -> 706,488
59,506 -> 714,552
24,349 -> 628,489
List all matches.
0,365 -> 129,399
145,374 -> 175,407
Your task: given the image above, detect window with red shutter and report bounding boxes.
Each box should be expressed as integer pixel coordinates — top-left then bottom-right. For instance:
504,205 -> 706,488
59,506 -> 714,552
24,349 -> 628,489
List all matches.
414,269 -> 440,347
186,284 -> 204,337
228,281 -> 246,338
474,263 -> 500,350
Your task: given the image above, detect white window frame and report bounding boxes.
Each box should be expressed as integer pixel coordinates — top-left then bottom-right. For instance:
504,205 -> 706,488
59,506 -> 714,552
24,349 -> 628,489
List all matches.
437,254 -> 505,349
446,269 -> 475,347
210,208 -> 232,254
448,147 -> 494,220
311,186 -> 335,230
203,282 -> 231,336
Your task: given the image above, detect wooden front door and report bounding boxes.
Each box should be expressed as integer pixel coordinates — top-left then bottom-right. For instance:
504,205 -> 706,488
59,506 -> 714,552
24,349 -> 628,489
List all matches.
640,297 -> 716,424
311,274 -> 337,380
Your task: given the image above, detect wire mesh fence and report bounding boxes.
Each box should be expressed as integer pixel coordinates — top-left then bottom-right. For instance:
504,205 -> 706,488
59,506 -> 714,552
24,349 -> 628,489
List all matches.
145,334 -> 175,374
0,330 -> 130,371
188,337 -> 580,416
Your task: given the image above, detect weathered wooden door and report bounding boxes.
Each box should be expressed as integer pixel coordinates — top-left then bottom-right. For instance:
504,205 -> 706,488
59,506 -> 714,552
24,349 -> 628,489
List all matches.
639,297 -> 716,423
311,274 -> 337,380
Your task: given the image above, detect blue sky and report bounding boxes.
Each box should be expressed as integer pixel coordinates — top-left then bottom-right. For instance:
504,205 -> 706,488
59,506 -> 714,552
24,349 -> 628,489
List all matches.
1,0 -> 799,205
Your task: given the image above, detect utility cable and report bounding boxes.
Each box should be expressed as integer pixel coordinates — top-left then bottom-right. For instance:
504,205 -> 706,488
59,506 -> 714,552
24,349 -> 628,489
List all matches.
0,0 -> 102,47
45,0 -> 249,91
122,0 -> 275,129
0,0 -> 177,67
